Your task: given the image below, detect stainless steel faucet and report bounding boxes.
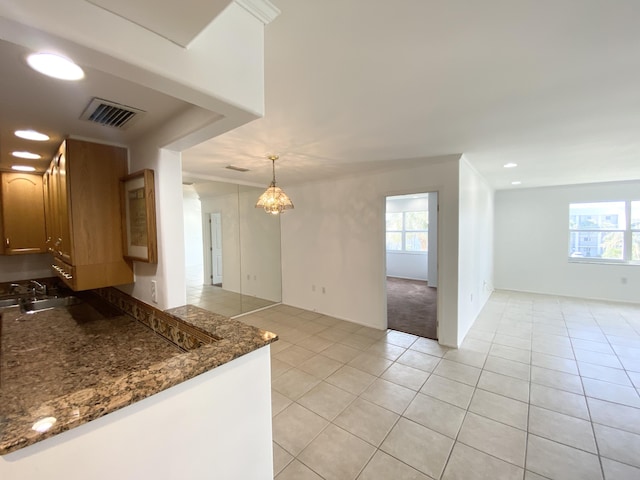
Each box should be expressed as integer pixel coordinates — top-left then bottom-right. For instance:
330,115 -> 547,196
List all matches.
29,280 -> 47,296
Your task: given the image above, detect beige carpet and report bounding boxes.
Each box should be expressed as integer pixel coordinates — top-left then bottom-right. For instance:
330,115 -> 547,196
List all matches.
386,277 -> 437,340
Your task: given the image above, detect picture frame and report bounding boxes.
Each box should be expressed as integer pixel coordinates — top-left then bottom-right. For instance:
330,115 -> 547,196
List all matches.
120,169 -> 157,263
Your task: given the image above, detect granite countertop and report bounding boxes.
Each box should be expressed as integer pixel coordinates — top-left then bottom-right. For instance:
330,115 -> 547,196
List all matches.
0,294 -> 277,455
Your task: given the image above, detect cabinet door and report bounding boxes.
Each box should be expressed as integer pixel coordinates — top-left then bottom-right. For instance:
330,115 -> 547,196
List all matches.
1,173 -> 47,254
53,144 -> 72,263
43,168 -> 55,252
47,139 -> 133,290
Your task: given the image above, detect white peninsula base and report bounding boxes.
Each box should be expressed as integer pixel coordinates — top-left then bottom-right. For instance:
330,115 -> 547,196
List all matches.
0,346 -> 273,480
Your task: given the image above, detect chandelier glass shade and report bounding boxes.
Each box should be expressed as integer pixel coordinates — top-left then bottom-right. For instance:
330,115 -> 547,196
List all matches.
256,155 -> 294,215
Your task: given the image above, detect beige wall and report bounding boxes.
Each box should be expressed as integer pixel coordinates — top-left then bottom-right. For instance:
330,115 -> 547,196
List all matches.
280,155 -> 464,347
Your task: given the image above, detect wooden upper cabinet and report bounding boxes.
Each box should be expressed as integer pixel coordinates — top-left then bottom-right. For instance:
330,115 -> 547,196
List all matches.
48,143 -> 72,263
42,167 -> 55,253
1,172 -> 47,255
44,139 -> 134,290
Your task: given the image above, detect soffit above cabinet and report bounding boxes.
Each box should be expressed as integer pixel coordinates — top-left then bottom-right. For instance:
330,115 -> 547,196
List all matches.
85,0 -> 234,47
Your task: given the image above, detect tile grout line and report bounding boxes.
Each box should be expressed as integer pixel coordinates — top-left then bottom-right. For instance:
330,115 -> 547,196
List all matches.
438,326 -> 497,480
522,305 -> 533,480
584,303 -> 611,480
364,334 -> 427,479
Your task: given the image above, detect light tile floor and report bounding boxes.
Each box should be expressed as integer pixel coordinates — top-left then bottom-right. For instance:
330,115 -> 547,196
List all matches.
233,290 -> 640,480
186,283 -> 276,317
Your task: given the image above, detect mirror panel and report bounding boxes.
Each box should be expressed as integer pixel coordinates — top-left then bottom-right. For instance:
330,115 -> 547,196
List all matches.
184,181 -> 281,317
239,184 -> 282,313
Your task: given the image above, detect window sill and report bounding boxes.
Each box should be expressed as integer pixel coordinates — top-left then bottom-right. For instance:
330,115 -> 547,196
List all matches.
568,259 -> 639,266
387,250 -> 429,255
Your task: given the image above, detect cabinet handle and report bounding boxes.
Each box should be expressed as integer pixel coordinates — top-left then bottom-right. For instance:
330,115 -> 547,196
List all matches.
5,238 -> 8,248
51,264 -> 72,281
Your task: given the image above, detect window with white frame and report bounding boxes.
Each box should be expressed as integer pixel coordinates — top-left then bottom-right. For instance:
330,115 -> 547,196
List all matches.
569,201 -> 640,263
386,211 -> 428,252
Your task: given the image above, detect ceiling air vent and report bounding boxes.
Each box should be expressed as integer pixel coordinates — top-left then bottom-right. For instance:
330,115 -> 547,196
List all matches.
80,98 -> 145,129
225,165 -> 250,172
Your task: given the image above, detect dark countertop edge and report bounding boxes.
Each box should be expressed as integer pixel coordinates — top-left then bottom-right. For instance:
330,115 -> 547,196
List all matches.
0,304 -> 277,456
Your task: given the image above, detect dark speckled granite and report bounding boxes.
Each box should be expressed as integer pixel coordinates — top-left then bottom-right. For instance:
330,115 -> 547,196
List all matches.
0,292 -> 277,455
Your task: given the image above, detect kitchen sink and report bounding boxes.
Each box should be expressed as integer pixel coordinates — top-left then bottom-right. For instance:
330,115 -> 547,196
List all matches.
20,296 -> 82,313
0,297 -> 20,308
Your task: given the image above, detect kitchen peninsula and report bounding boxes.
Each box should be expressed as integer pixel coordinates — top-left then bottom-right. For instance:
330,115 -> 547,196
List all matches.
0,286 -> 277,480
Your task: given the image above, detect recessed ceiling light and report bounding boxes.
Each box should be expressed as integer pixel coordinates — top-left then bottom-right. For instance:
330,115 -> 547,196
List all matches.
12,151 -> 41,160
11,165 -> 37,172
503,163 -> 518,168
15,129 -> 50,141
511,181 -> 522,185
27,52 -> 85,81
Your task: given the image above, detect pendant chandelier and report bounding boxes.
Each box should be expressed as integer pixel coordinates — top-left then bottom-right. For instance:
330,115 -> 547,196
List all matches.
255,154 -> 294,215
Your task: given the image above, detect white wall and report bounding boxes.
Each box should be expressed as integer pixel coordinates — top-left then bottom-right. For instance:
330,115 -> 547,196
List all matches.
122,148 -> 186,309
281,156 -> 462,347
183,185 -> 204,285
0,346 -> 274,480
385,196 -> 429,281
386,252 -> 428,280
495,180 -> 640,303
457,157 -> 494,345
428,192 -> 439,287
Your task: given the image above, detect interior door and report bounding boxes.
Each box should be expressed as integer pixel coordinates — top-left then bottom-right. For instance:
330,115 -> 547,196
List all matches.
210,213 -> 223,285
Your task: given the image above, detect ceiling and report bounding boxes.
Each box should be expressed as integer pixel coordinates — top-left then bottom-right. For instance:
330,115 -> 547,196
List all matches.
2,1 -> 640,192
0,37 -> 195,173
182,0 -> 640,190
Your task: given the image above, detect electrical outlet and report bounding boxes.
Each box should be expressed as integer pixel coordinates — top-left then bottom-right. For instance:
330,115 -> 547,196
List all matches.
312,285 -> 316,292
151,280 -> 157,303
322,287 -> 326,294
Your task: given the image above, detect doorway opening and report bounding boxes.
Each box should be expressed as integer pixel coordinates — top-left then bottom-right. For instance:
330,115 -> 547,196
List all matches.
385,192 -> 438,340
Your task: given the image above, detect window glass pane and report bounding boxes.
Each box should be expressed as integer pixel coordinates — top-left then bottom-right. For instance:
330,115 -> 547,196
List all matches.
633,232 -> 640,261
569,202 -> 626,230
569,231 -> 623,259
386,212 -> 403,230
405,211 -> 428,230
386,232 -> 402,251
405,232 -> 428,252
631,201 -> 640,230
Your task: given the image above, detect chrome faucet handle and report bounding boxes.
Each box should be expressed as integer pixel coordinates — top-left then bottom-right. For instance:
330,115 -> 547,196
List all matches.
28,280 -> 47,296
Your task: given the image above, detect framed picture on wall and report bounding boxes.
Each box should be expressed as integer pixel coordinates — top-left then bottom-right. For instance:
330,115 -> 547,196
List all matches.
121,169 -> 158,263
